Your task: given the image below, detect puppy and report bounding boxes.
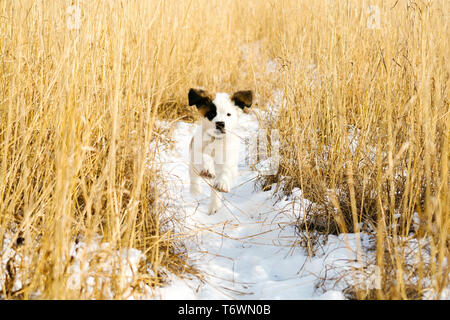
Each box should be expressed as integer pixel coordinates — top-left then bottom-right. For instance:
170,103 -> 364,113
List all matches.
188,88 -> 253,214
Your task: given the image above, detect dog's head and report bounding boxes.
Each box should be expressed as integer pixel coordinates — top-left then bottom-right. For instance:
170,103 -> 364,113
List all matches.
188,88 -> 253,138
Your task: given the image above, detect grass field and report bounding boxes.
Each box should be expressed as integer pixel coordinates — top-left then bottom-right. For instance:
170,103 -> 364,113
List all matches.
0,0 -> 448,299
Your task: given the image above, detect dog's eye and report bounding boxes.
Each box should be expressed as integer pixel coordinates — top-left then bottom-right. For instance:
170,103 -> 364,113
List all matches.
227,113 -> 231,116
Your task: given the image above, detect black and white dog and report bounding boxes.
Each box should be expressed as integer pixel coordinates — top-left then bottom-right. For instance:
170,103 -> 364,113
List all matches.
188,88 -> 253,214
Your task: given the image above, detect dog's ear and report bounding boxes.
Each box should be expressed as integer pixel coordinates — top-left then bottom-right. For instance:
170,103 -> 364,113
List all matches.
188,88 -> 212,107
231,90 -> 253,109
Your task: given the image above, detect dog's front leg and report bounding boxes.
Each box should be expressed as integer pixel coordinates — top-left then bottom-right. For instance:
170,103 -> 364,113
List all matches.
208,165 -> 236,214
213,165 -> 236,193
198,153 -> 215,178
190,134 -> 216,179
208,188 -> 223,215
190,153 -> 216,196
189,164 -> 203,196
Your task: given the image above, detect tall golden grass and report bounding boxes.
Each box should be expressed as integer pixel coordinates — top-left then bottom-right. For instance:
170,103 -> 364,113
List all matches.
0,0 -> 448,299
260,0 -> 449,299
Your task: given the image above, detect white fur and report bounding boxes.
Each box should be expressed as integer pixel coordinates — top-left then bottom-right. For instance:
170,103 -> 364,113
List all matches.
189,93 -> 243,215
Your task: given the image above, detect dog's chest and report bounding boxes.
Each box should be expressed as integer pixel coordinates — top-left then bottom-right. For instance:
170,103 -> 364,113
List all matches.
202,133 -> 239,163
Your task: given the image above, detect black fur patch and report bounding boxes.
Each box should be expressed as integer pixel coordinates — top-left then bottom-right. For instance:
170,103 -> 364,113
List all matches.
231,90 -> 253,109
188,88 -> 211,107
188,88 -> 217,121
204,103 -> 217,121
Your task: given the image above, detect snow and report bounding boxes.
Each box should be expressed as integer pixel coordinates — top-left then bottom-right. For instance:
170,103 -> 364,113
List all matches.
0,111 -> 445,301
1,51 -> 447,300
154,109 -> 364,300
66,238 -> 145,297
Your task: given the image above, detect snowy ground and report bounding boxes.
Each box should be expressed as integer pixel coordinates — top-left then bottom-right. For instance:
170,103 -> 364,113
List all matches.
2,108 -> 446,300
2,46 -> 446,300
154,110 -> 369,300
0,99 -> 372,300
2,96 -> 446,301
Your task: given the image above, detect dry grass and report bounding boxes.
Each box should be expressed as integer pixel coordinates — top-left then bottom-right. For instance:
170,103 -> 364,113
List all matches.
0,0 -> 203,299
260,0 -> 449,299
0,0 -> 448,299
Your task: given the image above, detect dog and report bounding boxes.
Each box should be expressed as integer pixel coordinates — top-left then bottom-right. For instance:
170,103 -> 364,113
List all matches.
188,88 -> 253,214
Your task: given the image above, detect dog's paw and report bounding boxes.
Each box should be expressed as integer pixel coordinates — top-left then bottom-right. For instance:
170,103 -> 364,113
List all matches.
208,203 -> 220,215
199,169 -> 215,179
190,183 -> 202,196
213,176 -> 231,193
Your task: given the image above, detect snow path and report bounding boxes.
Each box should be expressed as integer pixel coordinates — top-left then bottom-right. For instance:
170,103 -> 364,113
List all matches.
156,112 -> 352,300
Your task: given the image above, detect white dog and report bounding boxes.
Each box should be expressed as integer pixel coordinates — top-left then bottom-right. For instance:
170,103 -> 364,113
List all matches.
188,88 -> 253,214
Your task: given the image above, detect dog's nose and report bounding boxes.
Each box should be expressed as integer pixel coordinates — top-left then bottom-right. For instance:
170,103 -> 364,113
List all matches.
215,121 -> 225,131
